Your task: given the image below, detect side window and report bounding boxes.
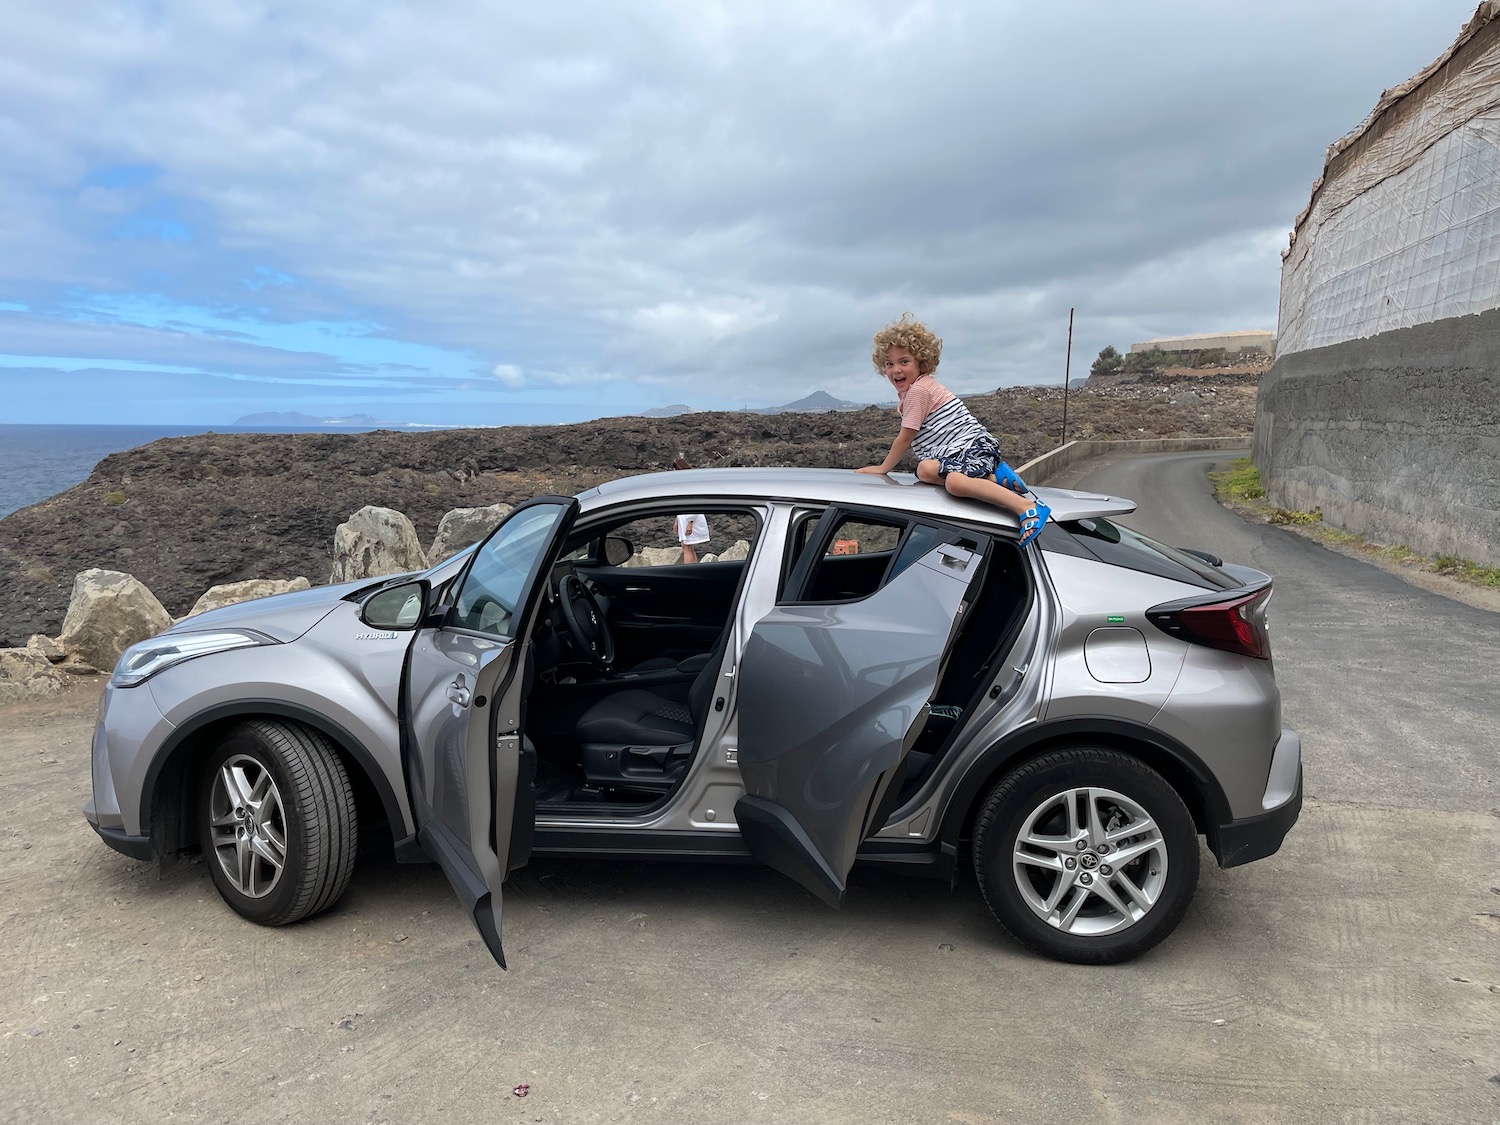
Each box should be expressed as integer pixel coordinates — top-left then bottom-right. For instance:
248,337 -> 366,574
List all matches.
452,502 -> 567,637
596,510 -> 760,567
1061,517 -> 1242,591
796,513 -> 908,603
888,523 -> 945,580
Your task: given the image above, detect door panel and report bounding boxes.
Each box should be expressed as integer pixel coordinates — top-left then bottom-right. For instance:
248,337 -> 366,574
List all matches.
403,497 -> 576,968
735,540 -> 986,905
405,630 -> 518,965
584,560 -> 744,667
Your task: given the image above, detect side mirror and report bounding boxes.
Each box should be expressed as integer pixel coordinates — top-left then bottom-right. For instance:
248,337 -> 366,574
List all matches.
360,580 -> 430,630
602,535 -> 634,566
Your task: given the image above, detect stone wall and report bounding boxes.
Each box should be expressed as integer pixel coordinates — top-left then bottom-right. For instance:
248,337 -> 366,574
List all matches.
1253,308 -> 1500,565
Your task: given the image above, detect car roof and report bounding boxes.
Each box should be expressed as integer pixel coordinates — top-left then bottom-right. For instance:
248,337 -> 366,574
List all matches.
576,467 -> 1136,526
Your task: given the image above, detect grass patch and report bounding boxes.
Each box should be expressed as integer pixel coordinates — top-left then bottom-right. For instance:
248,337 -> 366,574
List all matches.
1317,527 -> 1363,547
1208,457 -> 1264,501
1435,555 -> 1500,587
103,490 -> 126,506
1268,507 -> 1321,525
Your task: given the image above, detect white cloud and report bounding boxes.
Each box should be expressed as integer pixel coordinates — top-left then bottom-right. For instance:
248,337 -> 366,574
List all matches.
491,363 -> 525,388
0,0 -> 1474,419
632,297 -> 777,348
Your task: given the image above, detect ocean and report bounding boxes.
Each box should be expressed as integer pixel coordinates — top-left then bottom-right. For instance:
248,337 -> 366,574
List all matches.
0,423 -> 394,519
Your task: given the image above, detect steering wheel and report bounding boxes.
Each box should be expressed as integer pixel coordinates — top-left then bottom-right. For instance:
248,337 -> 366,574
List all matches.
557,574 -> 615,668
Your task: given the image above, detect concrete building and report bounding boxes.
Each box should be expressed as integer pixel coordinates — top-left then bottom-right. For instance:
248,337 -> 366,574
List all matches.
1129,331 -> 1275,356
1255,2 -> 1500,566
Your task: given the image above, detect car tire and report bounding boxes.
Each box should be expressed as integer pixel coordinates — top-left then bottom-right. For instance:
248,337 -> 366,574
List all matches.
973,748 -> 1198,964
198,719 -> 358,926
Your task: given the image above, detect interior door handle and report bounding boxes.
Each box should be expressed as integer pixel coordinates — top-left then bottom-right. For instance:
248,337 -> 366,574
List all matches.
447,678 -> 472,707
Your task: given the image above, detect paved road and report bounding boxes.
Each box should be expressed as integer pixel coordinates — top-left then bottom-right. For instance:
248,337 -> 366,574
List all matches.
1,452 -> 1497,1124
1051,449 -> 1500,813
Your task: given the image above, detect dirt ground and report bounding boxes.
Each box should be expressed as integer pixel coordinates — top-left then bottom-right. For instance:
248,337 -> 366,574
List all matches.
2,678 -> 1497,1125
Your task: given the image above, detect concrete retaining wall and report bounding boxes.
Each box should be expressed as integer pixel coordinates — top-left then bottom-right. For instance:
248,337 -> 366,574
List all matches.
1253,307 -> 1500,566
1018,437 -> 1249,486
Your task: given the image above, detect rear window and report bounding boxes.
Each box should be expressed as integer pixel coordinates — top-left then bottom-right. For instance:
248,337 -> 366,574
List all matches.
1053,517 -> 1241,591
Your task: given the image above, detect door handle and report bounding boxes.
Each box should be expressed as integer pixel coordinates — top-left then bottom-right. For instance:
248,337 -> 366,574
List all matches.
447,678 -> 472,707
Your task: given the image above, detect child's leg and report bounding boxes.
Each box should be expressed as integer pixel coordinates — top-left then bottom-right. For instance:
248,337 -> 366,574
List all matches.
942,471 -> 1032,516
916,459 -> 944,484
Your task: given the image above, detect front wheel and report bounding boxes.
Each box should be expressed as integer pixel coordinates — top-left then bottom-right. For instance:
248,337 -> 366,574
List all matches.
198,719 -> 358,926
973,748 -> 1199,963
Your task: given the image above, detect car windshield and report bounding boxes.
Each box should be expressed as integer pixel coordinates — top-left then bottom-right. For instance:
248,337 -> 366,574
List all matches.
452,502 -> 568,636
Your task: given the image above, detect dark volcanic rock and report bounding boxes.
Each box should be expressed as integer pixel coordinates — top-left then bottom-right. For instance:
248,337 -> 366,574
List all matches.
0,382 -> 1257,645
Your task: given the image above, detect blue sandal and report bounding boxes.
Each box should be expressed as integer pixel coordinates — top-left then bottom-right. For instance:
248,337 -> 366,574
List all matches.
1018,502 -> 1051,547
994,461 -> 1029,495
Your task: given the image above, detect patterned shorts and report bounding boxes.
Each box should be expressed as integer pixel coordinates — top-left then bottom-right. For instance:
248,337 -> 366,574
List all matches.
934,434 -> 1003,479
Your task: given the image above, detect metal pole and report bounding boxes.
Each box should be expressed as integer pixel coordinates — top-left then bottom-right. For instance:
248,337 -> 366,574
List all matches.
1060,307 -> 1074,447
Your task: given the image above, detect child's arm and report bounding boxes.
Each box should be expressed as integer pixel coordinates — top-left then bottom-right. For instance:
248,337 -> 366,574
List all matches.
857,427 -> 918,474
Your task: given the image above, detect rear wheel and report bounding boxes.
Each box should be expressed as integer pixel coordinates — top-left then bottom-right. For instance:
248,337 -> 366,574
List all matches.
973,748 -> 1198,963
198,719 -> 358,926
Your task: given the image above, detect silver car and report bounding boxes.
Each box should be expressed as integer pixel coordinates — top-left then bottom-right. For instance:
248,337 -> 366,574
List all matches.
84,467 -> 1302,965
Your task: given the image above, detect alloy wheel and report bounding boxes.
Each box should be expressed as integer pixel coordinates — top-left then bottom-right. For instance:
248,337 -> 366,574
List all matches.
207,753 -> 288,899
1011,785 -> 1168,936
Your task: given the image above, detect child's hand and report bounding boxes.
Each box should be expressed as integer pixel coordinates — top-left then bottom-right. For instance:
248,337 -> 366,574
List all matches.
856,465 -> 890,475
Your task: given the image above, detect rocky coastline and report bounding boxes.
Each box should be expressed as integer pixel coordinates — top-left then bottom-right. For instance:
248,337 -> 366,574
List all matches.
0,379 -> 1257,650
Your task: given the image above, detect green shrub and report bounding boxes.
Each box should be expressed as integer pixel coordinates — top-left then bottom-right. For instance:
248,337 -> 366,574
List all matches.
1122,348 -> 1173,375
1090,345 -> 1124,379
103,491 -> 126,506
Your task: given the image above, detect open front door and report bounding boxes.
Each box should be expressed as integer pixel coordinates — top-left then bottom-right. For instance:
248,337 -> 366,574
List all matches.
403,498 -> 578,967
734,530 -> 987,905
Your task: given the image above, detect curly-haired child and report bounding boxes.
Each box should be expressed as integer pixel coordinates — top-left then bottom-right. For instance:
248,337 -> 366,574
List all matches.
857,313 -> 1050,545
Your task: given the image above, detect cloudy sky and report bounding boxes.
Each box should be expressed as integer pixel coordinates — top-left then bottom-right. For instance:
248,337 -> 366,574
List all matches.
0,1 -> 1472,425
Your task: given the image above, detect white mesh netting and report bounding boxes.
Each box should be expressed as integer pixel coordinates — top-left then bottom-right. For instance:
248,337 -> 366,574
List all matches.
1278,14 -> 1500,356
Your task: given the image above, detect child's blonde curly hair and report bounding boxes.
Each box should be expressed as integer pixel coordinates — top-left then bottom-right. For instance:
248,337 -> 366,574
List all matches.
871,313 -> 942,376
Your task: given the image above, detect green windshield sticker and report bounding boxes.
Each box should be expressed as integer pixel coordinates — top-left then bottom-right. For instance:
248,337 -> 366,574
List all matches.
1106,615 -> 1125,623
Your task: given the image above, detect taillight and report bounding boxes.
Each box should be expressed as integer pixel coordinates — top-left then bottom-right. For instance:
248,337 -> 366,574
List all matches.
1146,585 -> 1272,659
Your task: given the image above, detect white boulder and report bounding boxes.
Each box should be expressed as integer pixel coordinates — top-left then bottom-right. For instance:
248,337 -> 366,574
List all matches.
187,577 -> 313,618
0,646 -> 68,705
329,506 -> 429,583
58,568 -> 173,672
717,539 -> 751,562
429,503 -> 513,562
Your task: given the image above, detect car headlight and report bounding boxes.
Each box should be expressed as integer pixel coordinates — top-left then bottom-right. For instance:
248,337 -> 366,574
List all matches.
110,630 -> 275,687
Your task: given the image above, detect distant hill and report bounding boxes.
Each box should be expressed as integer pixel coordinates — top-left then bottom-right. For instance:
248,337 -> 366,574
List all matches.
638,390 -> 871,417
234,411 -> 391,427
749,390 -> 868,415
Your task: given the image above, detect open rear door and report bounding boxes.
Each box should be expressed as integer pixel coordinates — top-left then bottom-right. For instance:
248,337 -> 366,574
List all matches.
734,534 -> 987,905
403,498 -> 577,967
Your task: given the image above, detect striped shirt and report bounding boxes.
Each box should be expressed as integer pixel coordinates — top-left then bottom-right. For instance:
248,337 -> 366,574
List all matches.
898,376 -> 994,460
